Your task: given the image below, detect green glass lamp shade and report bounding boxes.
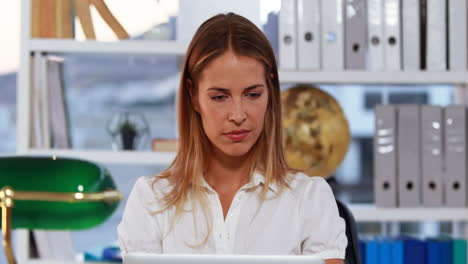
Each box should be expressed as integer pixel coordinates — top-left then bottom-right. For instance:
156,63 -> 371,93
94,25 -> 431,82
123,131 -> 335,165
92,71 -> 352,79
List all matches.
0,156 -> 119,230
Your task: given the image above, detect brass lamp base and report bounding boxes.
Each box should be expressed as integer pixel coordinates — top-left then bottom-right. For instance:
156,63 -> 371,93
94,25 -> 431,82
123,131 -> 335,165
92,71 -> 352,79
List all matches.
0,186 -> 121,264
0,187 -> 15,264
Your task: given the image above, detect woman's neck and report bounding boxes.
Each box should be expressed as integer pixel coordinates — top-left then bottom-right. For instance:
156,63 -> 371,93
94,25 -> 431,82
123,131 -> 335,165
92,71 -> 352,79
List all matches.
204,147 -> 252,193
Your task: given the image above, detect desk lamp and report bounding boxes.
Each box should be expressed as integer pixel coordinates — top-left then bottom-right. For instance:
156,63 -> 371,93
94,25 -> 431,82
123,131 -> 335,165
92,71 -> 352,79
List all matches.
0,156 -> 121,264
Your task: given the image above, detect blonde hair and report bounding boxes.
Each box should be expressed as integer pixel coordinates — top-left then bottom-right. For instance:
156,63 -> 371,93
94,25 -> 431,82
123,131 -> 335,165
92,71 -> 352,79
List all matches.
153,12 -> 293,245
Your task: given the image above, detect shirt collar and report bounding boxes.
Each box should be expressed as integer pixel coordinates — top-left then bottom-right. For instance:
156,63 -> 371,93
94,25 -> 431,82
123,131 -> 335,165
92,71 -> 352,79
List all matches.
250,171 -> 279,193
200,171 -> 278,193
200,176 -> 216,193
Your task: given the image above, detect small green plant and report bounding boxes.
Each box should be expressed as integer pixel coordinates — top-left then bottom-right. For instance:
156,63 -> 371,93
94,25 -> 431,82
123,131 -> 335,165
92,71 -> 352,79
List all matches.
119,119 -> 137,134
119,119 -> 138,150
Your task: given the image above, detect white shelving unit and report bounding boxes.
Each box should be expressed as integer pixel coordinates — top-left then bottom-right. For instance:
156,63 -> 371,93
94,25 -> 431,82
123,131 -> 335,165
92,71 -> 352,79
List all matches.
279,71 -> 468,85
24,149 -> 176,165
29,39 -> 187,55
350,204 -> 468,222
26,261 -> 115,264
15,0 -> 468,263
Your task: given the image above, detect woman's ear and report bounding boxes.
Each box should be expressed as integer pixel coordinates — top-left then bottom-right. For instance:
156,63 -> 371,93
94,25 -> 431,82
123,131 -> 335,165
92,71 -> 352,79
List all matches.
186,78 -> 200,112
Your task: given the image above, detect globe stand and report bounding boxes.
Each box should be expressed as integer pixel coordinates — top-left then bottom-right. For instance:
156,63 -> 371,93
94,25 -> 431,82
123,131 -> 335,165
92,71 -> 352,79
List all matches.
0,186 -> 121,264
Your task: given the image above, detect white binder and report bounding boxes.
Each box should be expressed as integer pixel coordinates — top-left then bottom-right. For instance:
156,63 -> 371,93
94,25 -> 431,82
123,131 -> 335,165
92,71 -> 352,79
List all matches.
444,106 -> 467,207
279,0 -> 298,70
448,0 -> 467,71
297,0 -> 321,70
397,105 -> 421,207
345,0 -> 367,70
321,0 -> 344,70
374,105 -> 398,207
421,105 -> 443,207
367,0 -> 385,71
383,0 -> 401,71
402,0 -> 420,71
426,0 -> 447,71
47,56 -> 71,148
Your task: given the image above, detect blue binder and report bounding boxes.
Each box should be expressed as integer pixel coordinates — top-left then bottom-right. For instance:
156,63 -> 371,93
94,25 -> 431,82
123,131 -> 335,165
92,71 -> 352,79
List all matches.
392,240 -> 404,264
379,240 -> 392,264
404,238 -> 427,264
359,240 -> 366,264
427,238 -> 453,264
439,239 -> 453,264
427,239 -> 442,264
366,240 -> 379,264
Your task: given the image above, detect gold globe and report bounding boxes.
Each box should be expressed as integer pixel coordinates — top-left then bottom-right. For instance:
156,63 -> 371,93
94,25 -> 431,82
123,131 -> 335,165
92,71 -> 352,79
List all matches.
281,85 -> 351,178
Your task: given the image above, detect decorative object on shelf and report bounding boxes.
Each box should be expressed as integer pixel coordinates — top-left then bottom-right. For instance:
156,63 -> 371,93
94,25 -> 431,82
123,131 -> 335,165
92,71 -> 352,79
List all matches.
107,111 -> 151,150
152,138 -> 179,152
31,0 -> 74,38
0,156 -> 122,264
31,0 -> 129,40
281,85 -> 351,178
74,0 -> 129,40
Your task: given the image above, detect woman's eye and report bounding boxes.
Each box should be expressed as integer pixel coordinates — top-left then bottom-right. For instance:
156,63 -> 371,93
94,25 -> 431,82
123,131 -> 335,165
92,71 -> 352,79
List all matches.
211,95 -> 227,101
246,93 -> 261,98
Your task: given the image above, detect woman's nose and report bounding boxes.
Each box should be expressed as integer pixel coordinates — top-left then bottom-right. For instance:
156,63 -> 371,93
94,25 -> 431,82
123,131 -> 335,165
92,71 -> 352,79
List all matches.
228,99 -> 247,125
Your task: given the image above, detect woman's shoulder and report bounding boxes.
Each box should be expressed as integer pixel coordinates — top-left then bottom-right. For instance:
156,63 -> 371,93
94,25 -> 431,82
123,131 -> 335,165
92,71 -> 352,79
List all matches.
285,172 -> 339,218
285,171 -> 335,200
131,175 -> 173,202
287,171 -> 329,189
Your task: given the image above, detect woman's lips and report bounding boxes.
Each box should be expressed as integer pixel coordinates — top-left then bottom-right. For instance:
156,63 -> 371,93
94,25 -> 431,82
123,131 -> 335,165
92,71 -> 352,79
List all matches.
225,131 -> 250,141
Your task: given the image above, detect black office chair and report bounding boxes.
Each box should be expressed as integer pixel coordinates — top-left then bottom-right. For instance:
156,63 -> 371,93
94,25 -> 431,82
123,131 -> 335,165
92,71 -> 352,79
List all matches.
336,199 -> 361,264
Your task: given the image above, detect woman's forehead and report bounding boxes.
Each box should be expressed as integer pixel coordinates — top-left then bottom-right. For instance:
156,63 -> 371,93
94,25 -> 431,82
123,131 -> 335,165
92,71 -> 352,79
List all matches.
198,51 -> 266,90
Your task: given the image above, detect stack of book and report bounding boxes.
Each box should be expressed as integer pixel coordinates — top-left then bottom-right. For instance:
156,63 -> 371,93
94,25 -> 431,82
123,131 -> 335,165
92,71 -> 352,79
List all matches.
360,237 -> 467,264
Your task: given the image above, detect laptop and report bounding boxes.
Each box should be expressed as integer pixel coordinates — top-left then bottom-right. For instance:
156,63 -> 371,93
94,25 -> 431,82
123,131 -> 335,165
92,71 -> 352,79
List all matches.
124,253 -> 325,264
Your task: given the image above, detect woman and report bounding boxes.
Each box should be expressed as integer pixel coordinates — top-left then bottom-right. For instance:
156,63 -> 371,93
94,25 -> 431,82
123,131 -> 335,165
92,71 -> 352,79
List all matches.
118,13 -> 347,264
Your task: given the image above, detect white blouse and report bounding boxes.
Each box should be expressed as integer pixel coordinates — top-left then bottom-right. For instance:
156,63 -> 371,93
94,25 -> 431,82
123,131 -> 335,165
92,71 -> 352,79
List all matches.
117,171 -> 347,260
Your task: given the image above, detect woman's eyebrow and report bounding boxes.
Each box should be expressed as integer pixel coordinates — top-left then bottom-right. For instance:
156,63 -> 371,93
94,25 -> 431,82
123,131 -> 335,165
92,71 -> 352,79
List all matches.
207,87 -> 229,92
244,84 -> 265,91
207,84 -> 265,92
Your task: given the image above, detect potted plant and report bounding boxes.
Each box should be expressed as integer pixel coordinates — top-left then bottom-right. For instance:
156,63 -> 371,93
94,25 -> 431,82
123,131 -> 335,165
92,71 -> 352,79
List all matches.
107,111 -> 150,151
119,119 -> 138,150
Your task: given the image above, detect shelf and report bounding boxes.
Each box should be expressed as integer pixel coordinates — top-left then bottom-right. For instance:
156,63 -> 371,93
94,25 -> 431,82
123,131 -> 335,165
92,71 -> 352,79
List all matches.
26,39 -> 468,85
23,149 -> 176,165
350,204 -> 468,222
279,71 -> 468,84
26,261 -> 116,264
29,39 -> 187,55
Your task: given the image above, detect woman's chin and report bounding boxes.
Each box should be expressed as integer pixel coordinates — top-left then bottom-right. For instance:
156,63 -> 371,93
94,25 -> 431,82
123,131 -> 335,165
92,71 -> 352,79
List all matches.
217,144 -> 253,158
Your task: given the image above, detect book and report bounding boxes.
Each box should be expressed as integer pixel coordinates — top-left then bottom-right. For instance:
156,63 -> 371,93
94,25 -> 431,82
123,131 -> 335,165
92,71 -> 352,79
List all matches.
57,0 -> 74,38
152,139 -> 179,152
47,56 -> 72,148
31,0 -> 41,38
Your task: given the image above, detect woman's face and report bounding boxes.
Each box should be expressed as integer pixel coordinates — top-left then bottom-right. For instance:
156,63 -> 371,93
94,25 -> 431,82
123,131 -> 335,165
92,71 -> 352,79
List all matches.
193,50 -> 269,158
